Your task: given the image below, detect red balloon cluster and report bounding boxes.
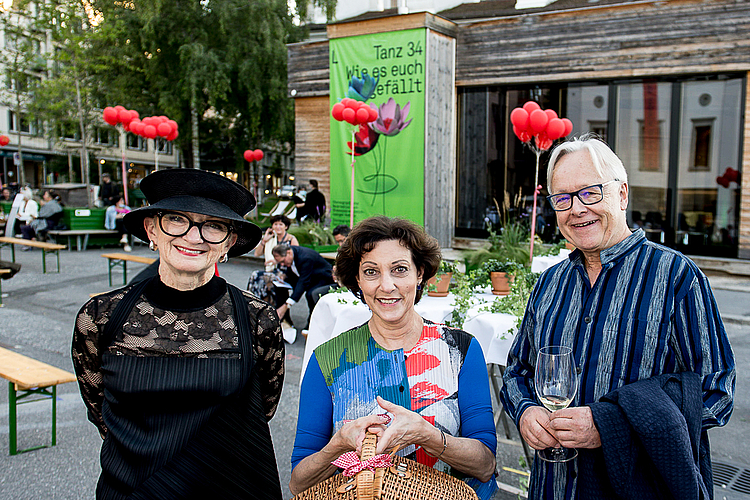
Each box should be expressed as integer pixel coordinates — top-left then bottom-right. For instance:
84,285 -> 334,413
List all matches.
243,149 -> 264,162
130,115 -> 179,142
717,167 -> 740,188
0,135 -> 9,147
510,101 -> 573,151
331,98 -> 378,126
103,106 -> 179,141
103,105 -> 139,127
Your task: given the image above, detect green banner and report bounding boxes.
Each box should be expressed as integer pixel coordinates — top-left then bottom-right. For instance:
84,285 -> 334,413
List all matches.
329,29 -> 426,227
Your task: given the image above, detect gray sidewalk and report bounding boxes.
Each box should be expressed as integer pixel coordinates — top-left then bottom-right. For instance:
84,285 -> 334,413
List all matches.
0,245 -> 748,499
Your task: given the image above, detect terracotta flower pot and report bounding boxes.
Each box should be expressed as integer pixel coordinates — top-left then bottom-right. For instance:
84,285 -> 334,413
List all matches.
490,271 -> 513,296
427,272 -> 452,297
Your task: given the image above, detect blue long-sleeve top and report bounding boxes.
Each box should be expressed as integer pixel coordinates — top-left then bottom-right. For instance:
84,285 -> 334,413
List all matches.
292,321 -> 498,500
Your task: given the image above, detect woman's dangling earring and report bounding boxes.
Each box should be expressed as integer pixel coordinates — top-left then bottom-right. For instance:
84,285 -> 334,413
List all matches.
149,240 -> 156,252
220,254 -> 228,263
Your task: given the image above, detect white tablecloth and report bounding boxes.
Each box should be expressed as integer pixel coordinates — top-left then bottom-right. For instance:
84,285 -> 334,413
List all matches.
301,291 -> 518,382
531,249 -> 571,273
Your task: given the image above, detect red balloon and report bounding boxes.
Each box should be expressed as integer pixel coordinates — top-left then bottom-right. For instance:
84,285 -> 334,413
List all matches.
546,118 -> 565,140
130,121 -> 144,135
141,117 -> 153,127
344,99 -> 360,110
331,102 -> 345,121
167,119 -> 178,132
130,110 -> 140,120
562,118 -> 573,137
118,108 -> 133,124
342,108 -> 357,125
167,129 -> 179,141
367,106 -> 378,123
536,134 -> 553,151
522,101 -> 541,114
544,109 -> 558,121
513,126 -> 532,143
529,109 -> 549,134
143,125 -> 157,139
356,108 -> 370,124
510,108 -> 529,130
716,176 -> 730,188
103,107 -> 118,126
0,135 -> 9,146
157,122 -> 171,137
253,149 -> 264,162
243,150 -> 253,162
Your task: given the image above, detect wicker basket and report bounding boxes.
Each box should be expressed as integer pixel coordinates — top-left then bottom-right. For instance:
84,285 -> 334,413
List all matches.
291,432 -> 478,500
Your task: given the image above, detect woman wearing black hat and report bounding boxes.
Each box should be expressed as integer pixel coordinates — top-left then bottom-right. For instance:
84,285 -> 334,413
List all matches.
72,169 -> 284,500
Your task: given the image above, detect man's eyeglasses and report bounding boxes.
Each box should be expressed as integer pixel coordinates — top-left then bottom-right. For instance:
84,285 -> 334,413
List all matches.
157,212 -> 233,244
547,180 -> 620,212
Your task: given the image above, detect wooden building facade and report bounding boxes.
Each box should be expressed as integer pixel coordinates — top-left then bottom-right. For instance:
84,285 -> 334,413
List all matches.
288,0 -> 750,258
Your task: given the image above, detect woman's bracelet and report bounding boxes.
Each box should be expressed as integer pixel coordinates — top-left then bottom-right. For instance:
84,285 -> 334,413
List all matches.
426,427 -> 447,460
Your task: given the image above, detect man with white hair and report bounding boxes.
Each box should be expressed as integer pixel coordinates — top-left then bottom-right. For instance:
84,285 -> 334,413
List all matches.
500,135 -> 735,499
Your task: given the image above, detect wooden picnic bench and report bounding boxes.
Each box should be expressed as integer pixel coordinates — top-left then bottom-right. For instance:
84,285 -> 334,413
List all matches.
0,347 -> 78,455
101,252 -> 157,286
48,229 -> 118,251
0,237 -> 66,273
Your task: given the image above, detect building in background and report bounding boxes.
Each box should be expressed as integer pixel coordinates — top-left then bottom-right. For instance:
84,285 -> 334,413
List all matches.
289,0 -> 750,259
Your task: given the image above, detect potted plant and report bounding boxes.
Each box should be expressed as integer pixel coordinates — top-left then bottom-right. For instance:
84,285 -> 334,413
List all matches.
427,260 -> 457,297
477,259 -> 524,296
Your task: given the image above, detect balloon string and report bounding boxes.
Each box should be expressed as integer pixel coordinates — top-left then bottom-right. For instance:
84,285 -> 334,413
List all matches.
529,150 -> 540,263
350,128 -> 356,228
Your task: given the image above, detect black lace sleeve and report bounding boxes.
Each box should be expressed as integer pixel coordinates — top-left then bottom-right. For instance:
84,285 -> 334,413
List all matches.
71,292 -> 117,437
245,292 -> 285,420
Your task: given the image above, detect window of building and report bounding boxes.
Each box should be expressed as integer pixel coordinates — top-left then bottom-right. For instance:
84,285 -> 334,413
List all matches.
689,119 -> 714,171
95,127 -> 119,147
127,134 -> 148,152
156,138 -> 173,155
8,110 -> 38,135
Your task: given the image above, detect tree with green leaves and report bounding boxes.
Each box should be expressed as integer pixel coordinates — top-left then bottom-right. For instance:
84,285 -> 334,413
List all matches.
0,0 -> 44,187
85,0 -> 310,182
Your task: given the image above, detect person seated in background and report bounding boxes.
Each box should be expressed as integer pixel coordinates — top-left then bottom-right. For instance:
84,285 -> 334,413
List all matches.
22,190 -> 64,242
1,187 -> 11,202
105,196 -> 132,252
271,244 -> 334,333
247,214 -> 299,335
16,187 -> 38,246
309,225 -> 351,311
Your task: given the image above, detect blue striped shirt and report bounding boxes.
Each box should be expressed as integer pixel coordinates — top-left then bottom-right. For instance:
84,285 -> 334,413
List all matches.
500,229 -> 735,499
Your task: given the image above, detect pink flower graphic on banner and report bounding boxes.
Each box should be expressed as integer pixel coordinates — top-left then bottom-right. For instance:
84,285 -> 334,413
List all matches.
370,98 -> 412,136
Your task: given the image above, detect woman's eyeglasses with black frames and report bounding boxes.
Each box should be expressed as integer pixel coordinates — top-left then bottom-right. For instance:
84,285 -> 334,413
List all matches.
157,212 -> 233,243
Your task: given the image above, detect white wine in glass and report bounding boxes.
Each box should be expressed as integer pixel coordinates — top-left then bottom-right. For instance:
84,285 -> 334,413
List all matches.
534,345 -> 578,462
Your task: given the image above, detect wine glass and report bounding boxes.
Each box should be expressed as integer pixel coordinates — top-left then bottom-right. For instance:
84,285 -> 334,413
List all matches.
534,345 -> 578,462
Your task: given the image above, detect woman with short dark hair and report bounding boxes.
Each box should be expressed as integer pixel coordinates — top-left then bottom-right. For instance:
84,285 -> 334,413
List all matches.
290,216 -> 498,499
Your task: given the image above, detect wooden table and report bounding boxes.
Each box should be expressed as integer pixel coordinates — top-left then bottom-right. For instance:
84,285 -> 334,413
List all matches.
0,347 -> 78,455
48,229 -> 118,251
101,252 -> 157,286
0,237 -> 66,273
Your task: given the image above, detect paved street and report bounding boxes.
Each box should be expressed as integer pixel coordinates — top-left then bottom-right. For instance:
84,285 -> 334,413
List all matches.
0,245 -> 748,499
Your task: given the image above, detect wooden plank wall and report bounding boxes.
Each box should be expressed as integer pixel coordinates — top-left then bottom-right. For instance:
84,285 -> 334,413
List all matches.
740,73 -> 750,259
455,0 -> 750,85
424,30 -> 456,248
294,96 -> 331,213
288,40 -> 329,98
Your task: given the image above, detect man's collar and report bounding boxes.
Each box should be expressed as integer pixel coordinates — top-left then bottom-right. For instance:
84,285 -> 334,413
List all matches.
568,229 -> 646,267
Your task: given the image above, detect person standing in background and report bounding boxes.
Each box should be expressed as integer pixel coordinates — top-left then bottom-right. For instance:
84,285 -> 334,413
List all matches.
296,180 -> 326,223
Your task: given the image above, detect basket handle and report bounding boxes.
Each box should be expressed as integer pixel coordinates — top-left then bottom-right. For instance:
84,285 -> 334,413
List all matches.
356,432 -> 378,500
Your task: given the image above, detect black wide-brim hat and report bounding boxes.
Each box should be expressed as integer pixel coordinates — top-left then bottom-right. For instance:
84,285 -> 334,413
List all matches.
124,169 -> 262,257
